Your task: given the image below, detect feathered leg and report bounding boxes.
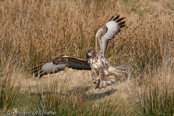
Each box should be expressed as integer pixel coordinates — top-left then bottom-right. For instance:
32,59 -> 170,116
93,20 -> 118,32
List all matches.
95,67 -> 114,89
91,68 -> 98,84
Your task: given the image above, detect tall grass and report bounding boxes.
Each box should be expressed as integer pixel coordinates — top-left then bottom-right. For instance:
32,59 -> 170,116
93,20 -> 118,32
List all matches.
138,70 -> 174,115
0,50 -> 23,111
0,0 -> 174,115
29,81 -> 136,116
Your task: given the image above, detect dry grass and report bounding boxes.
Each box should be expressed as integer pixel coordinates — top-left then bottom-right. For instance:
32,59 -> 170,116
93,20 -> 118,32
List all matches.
0,0 -> 174,115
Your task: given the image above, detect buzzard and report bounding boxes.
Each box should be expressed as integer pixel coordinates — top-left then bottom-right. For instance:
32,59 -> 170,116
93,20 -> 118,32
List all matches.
32,15 -> 127,89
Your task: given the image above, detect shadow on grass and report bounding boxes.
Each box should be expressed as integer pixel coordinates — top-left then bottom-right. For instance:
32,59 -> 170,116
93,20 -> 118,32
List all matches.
30,86 -> 117,101
69,86 -> 117,100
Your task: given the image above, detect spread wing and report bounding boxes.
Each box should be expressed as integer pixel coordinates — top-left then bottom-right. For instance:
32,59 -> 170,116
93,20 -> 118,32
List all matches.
95,15 -> 126,56
32,55 -> 91,77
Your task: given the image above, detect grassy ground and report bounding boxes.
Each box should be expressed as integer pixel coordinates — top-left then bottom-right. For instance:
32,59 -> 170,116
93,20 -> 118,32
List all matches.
0,0 -> 174,115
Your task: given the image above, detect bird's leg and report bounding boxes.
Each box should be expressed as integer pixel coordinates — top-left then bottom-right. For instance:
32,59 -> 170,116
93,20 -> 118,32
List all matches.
99,67 -> 105,80
95,68 -> 116,89
91,68 -> 98,84
95,67 -> 108,89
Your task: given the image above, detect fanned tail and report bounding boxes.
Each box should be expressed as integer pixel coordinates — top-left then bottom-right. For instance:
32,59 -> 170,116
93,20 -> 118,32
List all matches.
95,64 -> 128,89
108,64 -> 127,78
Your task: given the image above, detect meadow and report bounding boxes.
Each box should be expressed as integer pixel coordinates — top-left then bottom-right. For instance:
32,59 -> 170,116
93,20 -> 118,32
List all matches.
0,0 -> 174,115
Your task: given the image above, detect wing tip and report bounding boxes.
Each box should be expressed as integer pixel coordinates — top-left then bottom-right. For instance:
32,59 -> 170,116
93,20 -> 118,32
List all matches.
108,15 -> 126,29
31,65 -> 44,78
109,16 -> 114,21
116,17 -> 125,22
113,15 -> 120,21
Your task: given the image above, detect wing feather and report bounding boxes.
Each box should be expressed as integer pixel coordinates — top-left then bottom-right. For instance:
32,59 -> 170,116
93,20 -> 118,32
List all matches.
113,15 -> 120,21
95,25 -> 108,53
101,15 -> 126,56
108,16 -> 114,21
32,55 -> 91,77
116,17 -> 125,22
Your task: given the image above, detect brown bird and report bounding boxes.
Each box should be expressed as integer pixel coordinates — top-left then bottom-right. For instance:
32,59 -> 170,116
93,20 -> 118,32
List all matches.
32,15 -> 127,89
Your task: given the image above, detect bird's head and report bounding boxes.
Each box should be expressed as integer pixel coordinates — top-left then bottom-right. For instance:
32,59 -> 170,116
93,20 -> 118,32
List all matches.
86,50 -> 96,58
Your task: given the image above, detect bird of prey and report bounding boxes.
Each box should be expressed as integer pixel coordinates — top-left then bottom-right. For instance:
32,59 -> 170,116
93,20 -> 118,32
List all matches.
32,15 -> 127,89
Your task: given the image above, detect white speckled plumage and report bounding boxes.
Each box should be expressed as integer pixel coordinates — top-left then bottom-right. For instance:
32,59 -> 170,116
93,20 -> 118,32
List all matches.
102,21 -> 119,39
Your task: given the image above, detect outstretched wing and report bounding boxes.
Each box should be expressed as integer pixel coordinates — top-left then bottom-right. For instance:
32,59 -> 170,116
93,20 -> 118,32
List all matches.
95,15 -> 126,55
32,55 -> 91,77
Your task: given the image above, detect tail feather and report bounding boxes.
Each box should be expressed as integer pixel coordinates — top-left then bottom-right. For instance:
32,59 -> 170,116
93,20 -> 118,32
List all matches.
108,64 -> 127,78
95,64 -> 127,89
